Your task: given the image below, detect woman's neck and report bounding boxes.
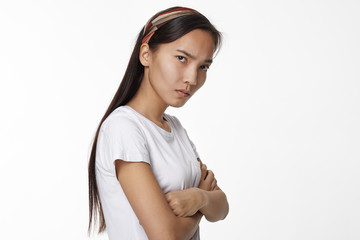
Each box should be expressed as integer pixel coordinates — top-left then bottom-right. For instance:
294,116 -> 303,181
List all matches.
126,76 -> 169,128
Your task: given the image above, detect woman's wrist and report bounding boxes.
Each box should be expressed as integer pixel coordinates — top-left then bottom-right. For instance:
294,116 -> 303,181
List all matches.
195,188 -> 208,211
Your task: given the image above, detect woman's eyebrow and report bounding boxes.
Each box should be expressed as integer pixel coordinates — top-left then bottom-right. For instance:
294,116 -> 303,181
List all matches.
176,49 -> 213,63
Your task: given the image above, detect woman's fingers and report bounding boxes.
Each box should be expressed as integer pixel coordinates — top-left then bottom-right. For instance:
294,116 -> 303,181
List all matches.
205,170 -> 218,190
210,178 -> 218,190
201,164 -> 207,180
205,170 -> 214,181
198,162 -> 220,192
165,188 -> 203,217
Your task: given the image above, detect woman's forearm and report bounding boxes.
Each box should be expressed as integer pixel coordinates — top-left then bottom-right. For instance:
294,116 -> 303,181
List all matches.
199,189 -> 229,222
165,187 -> 228,223
169,212 -> 203,240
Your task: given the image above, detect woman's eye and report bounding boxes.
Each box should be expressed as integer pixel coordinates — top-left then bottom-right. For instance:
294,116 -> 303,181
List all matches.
177,56 -> 186,62
200,65 -> 210,71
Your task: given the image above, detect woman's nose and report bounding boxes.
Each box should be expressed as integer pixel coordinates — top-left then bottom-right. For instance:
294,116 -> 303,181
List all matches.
184,68 -> 198,86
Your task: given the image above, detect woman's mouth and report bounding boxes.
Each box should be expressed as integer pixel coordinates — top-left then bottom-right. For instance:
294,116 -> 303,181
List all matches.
176,90 -> 190,97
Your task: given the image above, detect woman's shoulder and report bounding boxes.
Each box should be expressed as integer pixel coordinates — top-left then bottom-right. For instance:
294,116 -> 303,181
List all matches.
100,106 -> 141,134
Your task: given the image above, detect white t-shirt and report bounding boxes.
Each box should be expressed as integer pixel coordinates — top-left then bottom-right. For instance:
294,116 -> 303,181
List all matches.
96,105 -> 201,240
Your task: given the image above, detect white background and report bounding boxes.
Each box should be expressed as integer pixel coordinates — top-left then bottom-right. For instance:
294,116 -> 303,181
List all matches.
0,0 -> 359,239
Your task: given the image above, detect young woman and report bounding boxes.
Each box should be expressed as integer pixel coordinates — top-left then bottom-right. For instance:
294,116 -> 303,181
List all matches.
88,7 -> 229,240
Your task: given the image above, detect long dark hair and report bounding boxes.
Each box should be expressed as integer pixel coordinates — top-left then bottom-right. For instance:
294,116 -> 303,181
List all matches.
88,6 -> 222,234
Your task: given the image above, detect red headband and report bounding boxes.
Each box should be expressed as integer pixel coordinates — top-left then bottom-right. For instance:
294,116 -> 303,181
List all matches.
142,7 -> 197,44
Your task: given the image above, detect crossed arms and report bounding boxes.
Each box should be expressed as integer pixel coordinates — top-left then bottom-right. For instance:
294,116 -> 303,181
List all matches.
115,158 -> 229,240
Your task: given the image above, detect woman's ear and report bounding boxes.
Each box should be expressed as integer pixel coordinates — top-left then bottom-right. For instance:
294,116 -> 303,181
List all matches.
139,43 -> 151,67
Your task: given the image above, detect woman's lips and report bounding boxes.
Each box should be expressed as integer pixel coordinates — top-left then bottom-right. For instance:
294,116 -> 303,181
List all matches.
176,90 -> 190,97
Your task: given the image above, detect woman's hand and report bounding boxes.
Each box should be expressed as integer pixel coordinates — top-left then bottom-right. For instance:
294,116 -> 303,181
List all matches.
165,188 -> 206,217
115,161 -> 203,239
165,159 -> 222,218
197,159 -> 219,191
196,159 -> 229,222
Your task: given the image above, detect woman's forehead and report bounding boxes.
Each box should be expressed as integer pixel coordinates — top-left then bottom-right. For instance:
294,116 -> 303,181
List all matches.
158,29 -> 215,59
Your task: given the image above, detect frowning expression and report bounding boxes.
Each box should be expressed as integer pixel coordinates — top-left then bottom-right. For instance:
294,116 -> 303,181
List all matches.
143,29 -> 215,108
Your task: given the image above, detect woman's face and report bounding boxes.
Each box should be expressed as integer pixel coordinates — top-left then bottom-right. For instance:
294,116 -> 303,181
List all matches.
144,29 -> 215,108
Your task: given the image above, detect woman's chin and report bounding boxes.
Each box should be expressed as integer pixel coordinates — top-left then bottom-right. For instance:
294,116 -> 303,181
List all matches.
169,100 -> 188,108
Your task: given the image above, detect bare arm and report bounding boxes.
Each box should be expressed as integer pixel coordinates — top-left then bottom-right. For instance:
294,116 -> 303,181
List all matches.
165,159 -> 229,222
197,162 -> 229,222
165,187 -> 228,222
198,188 -> 229,222
115,160 -> 202,240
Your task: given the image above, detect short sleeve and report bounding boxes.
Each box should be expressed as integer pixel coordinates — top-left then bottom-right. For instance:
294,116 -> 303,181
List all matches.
97,114 -> 150,169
